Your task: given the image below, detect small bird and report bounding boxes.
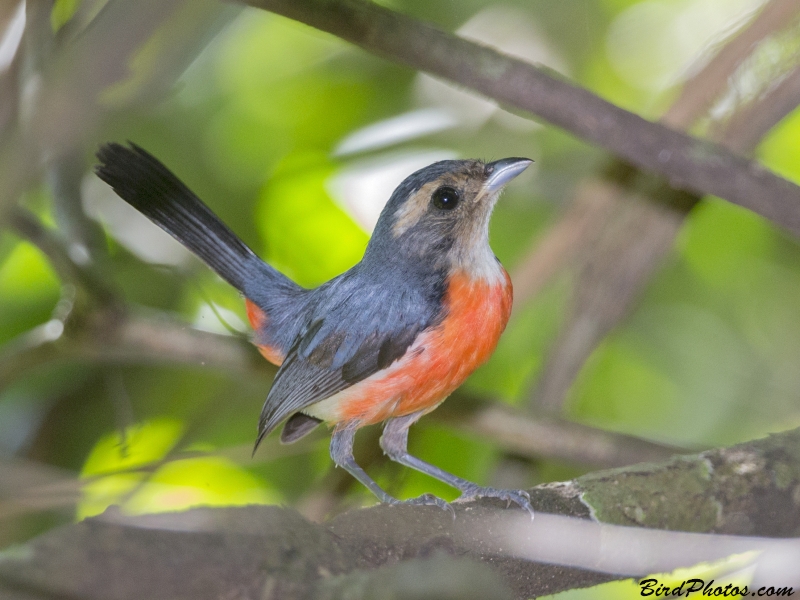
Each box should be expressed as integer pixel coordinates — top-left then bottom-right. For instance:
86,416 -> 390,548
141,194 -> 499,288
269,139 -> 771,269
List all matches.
96,143 -> 532,513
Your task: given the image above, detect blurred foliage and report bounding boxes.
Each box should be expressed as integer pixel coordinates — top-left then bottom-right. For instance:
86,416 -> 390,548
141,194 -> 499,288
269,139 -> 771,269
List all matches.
258,152 -> 369,286
2,0 -> 800,571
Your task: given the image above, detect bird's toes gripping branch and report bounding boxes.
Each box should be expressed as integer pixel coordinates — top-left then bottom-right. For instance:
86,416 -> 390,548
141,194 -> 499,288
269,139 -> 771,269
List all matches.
454,485 -> 534,519
389,493 -> 455,517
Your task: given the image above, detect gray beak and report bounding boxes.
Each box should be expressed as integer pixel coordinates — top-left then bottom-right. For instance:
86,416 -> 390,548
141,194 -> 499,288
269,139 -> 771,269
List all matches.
484,157 -> 533,192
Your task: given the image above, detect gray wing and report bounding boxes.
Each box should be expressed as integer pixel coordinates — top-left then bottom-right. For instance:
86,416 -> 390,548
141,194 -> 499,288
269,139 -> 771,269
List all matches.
254,277 -> 442,447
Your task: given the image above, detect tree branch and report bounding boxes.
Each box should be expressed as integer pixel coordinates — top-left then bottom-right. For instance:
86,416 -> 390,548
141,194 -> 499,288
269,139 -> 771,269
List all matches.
246,0 -> 800,235
2,426 -> 799,599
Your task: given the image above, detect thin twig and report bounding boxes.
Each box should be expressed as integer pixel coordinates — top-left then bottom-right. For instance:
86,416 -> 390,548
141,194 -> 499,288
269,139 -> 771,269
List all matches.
7,206 -> 118,305
718,64 -> 800,154
0,306 -> 270,392
48,151 -> 107,257
0,458 -> 81,521
662,0 -> 800,129
437,398 -> 687,468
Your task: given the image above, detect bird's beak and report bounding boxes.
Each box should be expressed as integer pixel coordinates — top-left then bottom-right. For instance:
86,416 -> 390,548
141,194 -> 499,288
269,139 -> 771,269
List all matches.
484,157 -> 533,193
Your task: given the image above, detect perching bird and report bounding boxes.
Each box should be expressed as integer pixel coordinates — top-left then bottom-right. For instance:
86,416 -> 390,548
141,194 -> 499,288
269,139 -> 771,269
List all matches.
95,143 -> 532,513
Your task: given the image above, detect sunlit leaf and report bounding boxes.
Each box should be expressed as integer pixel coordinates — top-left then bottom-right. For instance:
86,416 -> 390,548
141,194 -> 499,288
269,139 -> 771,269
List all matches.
81,418 -> 183,477
78,419 -> 183,519
0,241 -> 60,299
123,456 -> 279,515
0,240 -> 61,342
78,419 -> 278,518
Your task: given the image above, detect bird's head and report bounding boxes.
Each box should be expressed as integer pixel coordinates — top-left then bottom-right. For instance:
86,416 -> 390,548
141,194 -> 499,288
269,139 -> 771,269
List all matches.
364,157 -> 532,277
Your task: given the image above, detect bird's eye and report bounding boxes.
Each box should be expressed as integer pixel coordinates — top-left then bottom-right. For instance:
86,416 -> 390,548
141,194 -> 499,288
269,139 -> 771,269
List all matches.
431,186 -> 460,210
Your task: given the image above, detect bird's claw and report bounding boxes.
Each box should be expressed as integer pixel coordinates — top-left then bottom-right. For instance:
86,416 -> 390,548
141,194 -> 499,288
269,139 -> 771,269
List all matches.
390,493 -> 455,517
455,485 -> 534,519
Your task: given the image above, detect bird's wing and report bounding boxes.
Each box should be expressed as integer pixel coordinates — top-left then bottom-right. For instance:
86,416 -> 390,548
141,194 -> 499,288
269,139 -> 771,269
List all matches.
254,278 -> 442,447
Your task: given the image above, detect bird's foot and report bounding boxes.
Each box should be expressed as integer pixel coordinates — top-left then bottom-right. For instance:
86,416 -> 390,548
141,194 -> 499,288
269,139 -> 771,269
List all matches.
389,493 -> 455,517
455,485 -> 534,518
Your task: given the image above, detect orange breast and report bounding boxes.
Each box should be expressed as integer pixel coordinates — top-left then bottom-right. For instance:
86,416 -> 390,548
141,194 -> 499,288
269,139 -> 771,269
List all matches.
245,299 -> 284,366
308,269 -> 513,425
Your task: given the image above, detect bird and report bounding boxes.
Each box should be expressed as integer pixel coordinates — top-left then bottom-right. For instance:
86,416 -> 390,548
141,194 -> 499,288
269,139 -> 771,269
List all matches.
95,142 -> 533,514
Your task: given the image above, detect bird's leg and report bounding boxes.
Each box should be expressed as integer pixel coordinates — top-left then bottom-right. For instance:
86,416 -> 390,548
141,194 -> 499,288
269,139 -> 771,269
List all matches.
329,421 -> 452,511
381,412 -> 534,517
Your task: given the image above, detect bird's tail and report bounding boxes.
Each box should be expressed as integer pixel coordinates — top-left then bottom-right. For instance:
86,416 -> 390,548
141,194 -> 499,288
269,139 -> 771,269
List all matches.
95,142 -> 296,300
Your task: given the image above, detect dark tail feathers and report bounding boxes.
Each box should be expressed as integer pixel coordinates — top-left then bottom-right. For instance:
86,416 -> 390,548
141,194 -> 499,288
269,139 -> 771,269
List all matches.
95,142 -> 295,299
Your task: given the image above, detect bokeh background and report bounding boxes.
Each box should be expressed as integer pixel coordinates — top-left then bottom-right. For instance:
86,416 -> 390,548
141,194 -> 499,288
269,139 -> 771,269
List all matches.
2,0 -> 799,582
